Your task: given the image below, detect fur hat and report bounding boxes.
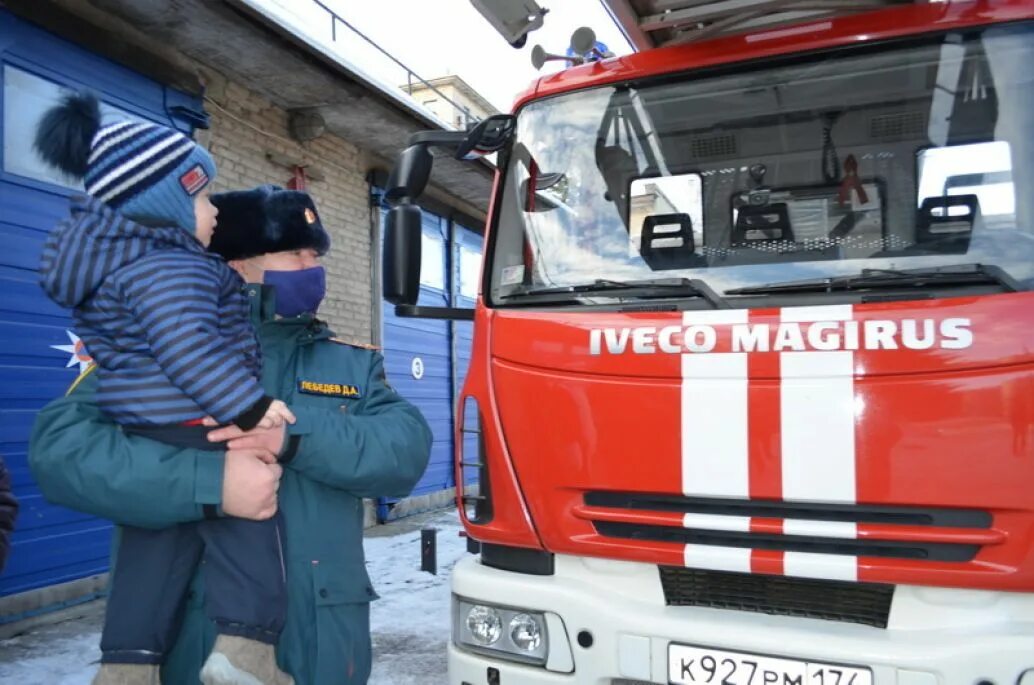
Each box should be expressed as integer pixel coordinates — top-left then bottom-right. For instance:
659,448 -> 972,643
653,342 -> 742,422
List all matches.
209,185 -> 330,261
34,92 -> 216,233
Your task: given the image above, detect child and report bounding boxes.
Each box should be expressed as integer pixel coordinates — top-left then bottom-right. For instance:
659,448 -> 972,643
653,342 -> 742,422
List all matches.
35,93 -> 294,685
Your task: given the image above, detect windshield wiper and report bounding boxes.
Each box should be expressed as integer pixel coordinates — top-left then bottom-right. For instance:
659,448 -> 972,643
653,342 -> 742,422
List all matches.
508,278 -> 729,309
725,263 -> 1022,296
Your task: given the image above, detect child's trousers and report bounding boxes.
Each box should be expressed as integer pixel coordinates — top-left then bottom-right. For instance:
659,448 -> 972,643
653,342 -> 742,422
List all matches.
99,424 -> 286,665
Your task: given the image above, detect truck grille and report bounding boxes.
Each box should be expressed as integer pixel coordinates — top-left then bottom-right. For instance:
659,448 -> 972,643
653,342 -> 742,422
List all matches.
594,520 -> 977,561
583,491 -> 993,563
660,567 -> 894,628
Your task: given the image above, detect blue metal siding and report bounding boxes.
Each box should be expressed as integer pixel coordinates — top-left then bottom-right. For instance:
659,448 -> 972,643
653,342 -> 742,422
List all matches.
380,212 -> 454,497
0,9 -> 203,602
378,202 -> 483,507
0,17 -> 186,132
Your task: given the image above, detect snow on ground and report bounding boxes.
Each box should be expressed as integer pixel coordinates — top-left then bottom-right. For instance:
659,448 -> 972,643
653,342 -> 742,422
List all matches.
0,614 -> 101,685
366,510 -> 467,685
366,513 -> 467,682
0,509 -> 468,685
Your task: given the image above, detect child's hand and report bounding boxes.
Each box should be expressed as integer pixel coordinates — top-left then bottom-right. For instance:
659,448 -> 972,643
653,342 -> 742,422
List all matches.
256,399 -> 296,430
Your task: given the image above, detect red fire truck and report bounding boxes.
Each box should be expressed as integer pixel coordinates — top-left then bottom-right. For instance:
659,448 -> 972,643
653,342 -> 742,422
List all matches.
383,1 -> 1034,683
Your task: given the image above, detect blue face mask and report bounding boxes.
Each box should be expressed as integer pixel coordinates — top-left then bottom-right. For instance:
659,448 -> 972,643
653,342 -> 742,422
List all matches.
264,266 -> 326,318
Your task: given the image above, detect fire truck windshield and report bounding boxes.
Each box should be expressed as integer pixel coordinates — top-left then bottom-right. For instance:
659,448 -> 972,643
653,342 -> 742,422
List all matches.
489,24 -> 1034,306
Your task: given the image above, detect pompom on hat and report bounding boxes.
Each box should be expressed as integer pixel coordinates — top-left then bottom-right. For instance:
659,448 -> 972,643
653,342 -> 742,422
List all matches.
208,185 -> 330,261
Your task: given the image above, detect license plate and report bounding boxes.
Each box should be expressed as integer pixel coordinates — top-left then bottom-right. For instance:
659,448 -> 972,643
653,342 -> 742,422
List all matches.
668,644 -> 872,685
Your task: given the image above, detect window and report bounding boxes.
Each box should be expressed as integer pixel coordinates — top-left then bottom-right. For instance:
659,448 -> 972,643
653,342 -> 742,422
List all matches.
459,244 -> 481,299
490,25 -> 1034,302
420,231 -> 445,289
3,66 -> 143,189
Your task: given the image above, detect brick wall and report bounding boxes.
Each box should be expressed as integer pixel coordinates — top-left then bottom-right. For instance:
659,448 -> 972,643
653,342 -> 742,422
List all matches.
199,74 -> 376,344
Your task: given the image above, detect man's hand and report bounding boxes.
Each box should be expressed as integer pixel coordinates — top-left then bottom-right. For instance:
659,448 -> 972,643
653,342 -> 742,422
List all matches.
221,449 -> 282,520
206,421 -> 287,456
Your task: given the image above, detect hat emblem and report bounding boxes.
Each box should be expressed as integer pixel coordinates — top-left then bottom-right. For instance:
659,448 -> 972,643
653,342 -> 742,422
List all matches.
304,208 -> 317,224
179,164 -> 209,196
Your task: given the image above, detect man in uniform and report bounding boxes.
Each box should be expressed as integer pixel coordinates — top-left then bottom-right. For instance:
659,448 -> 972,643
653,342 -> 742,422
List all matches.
29,185 -> 432,684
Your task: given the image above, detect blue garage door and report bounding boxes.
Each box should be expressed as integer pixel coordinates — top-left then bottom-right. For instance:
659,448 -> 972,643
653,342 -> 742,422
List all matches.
381,211 -> 454,497
0,10 -> 205,602
379,201 -> 483,507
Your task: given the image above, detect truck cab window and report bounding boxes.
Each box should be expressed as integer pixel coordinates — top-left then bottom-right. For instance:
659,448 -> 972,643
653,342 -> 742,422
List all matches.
489,24 -> 1034,305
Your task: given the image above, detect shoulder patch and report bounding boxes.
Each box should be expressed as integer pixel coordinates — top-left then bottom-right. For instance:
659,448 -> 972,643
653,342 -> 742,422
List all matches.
328,337 -> 380,351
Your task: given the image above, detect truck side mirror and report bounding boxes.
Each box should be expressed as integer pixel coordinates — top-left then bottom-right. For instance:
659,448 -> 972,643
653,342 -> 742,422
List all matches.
380,118 -> 512,321
382,203 -> 423,306
388,117 -> 515,205
385,144 -> 433,204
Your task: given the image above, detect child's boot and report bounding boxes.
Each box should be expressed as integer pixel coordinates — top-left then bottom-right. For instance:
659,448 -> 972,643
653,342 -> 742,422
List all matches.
92,663 -> 160,685
199,635 -> 293,685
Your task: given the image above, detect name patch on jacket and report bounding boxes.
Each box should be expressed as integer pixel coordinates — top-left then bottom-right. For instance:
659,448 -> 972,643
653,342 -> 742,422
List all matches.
298,380 -> 362,399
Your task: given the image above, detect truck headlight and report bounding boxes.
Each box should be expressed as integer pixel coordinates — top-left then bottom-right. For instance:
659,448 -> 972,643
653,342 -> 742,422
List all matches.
466,605 -> 502,645
455,598 -> 548,665
509,613 -> 542,652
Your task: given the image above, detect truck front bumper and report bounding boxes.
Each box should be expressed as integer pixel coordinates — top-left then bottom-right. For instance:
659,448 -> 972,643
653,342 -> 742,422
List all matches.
449,553 -> 1034,685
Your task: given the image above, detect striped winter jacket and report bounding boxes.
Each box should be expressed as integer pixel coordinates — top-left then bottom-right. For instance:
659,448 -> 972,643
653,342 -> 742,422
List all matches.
39,196 -> 269,427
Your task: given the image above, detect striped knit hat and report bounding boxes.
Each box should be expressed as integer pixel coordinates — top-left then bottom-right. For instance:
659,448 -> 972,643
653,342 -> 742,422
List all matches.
34,92 -> 215,233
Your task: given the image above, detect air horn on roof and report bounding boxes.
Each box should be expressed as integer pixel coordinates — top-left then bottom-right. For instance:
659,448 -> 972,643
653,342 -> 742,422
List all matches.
531,27 -> 614,70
